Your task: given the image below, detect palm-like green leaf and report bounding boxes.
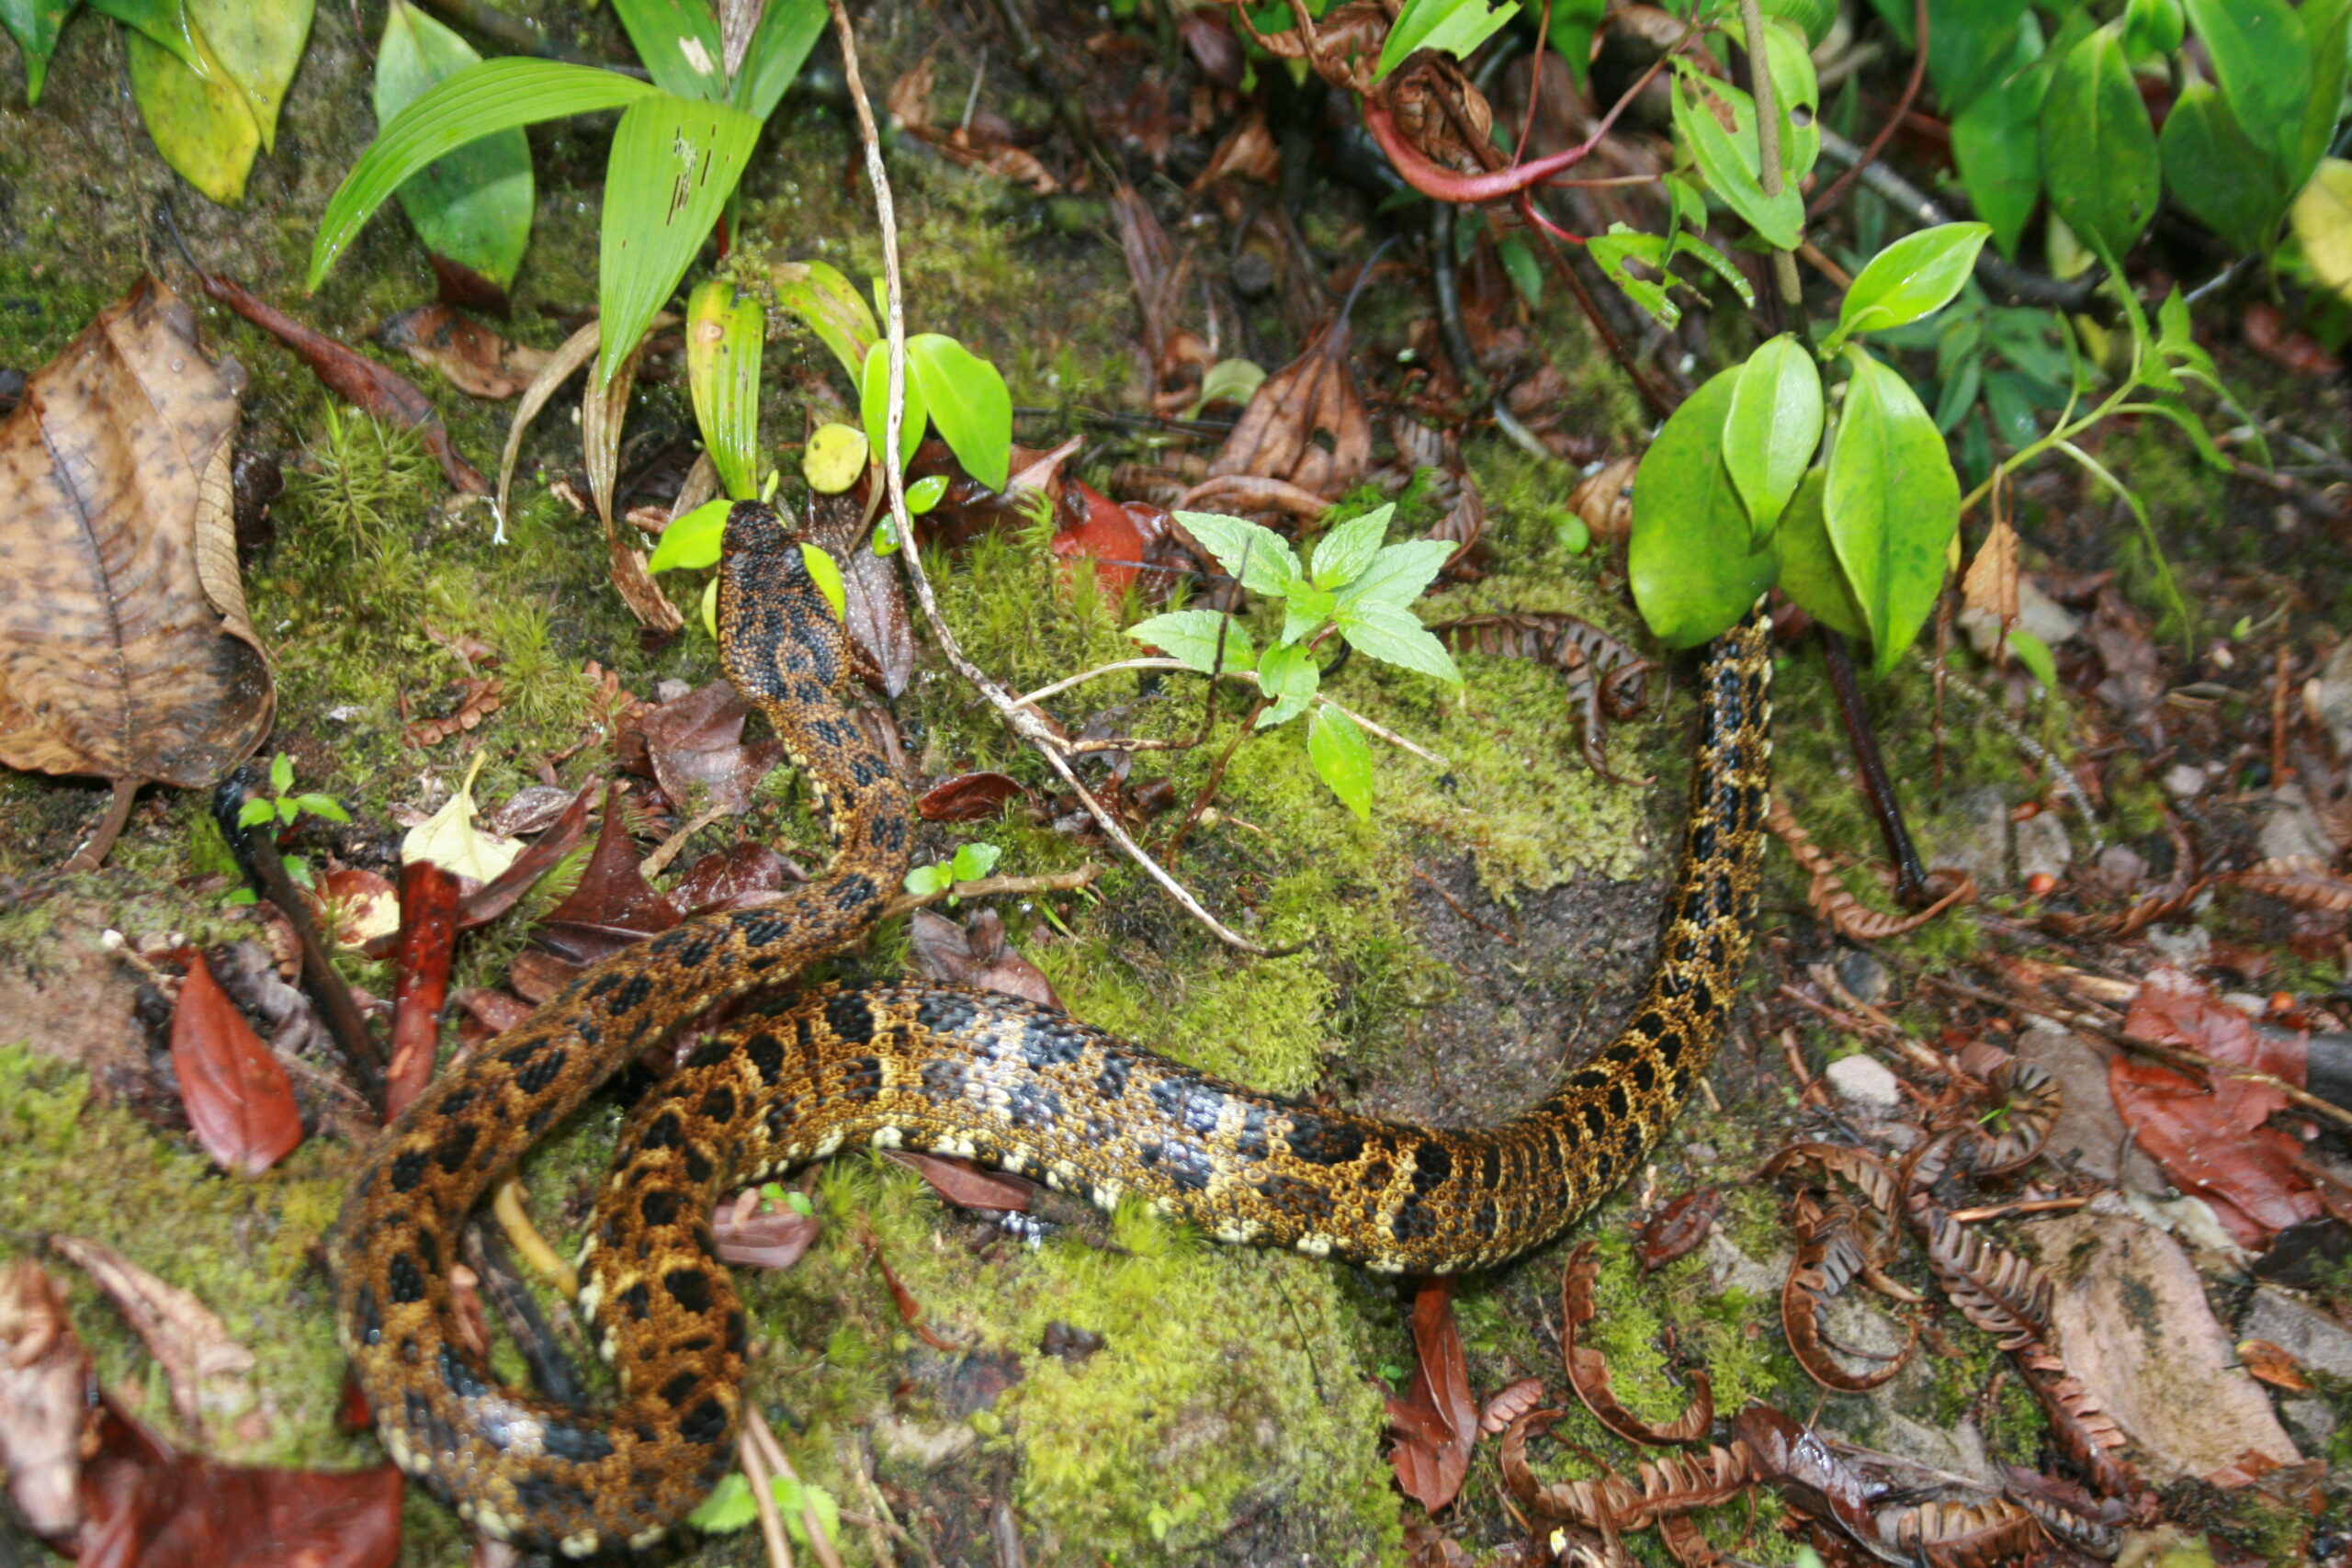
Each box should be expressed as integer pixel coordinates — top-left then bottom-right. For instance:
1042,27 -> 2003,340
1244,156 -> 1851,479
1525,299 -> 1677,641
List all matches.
597,93 -> 763,388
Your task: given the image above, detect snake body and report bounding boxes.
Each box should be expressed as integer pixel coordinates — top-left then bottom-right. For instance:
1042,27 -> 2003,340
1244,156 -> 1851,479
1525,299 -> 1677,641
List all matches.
333,502 -> 1772,1556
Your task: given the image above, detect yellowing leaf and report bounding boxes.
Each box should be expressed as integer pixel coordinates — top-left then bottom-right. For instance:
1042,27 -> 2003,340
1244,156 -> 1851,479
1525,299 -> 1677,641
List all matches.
803,422 -> 870,493
2292,158 -> 2352,302
401,751 -> 523,881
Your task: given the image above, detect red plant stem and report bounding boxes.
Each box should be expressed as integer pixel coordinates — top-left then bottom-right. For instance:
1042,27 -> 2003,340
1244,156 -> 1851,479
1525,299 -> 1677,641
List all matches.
1805,0 -> 1929,221
385,859 -> 461,1120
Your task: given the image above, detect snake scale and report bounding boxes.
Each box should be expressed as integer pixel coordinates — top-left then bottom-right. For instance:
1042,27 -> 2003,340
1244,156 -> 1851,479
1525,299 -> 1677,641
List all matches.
332,500 -> 1772,1556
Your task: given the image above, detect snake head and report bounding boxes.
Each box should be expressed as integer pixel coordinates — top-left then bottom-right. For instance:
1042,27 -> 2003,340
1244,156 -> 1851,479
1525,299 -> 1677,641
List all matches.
718,500 -> 797,559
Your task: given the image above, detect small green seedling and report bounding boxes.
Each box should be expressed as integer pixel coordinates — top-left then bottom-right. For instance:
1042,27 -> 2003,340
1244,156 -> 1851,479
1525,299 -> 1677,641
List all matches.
902,841 -> 1003,904
223,754 -> 351,901
687,1470 -> 840,1544
758,1181 -> 816,1217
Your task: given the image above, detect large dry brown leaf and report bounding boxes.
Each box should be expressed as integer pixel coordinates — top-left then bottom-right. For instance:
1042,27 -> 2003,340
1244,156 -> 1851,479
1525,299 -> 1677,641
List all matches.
47,1235 -> 254,1438
0,278 -> 273,864
1209,315 -> 1371,498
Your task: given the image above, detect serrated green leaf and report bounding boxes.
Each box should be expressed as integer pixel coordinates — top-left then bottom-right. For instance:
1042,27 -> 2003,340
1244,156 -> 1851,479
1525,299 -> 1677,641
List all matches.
2039,23 -> 2160,261
238,796 -> 276,829
908,333 -> 1011,491
1723,333 -> 1822,538
375,0 -> 533,292
1335,602 -> 1463,684
1311,504 -> 1391,588
1629,368 -> 1778,649
861,343 -> 930,474
1306,705 -> 1374,822
1829,223 -> 1992,346
598,93 -> 761,388
1281,583 -> 1336,645
1826,349 -> 1960,675
1336,537 -> 1453,612
648,498 -> 731,571
1125,609 -> 1256,674
1173,511 -> 1299,595
950,841 -> 1002,882
1253,642 -> 1319,728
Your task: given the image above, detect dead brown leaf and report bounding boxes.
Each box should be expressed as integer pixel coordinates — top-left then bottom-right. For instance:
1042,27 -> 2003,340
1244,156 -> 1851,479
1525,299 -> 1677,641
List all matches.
1209,314 -> 1372,498
1562,1241 -> 1714,1439
2235,1338 -> 2311,1392
402,675 -> 503,747
804,486 -> 914,695
1192,106 -> 1279,189
883,1147 -> 1037,1212
1387,1278 -> 1477,1513
627,680 -> 784,818
166,950 -> 303,1178
1569,455 -> 1638,546
0,277 -> 273,869
1961,518 -> 2020,633
0,1258 -> 92,1539
1637,1187 -> 1721,1271
907,908 -> 1062,1010
47,1235 -> 254,1438
712,1184 -> 821,1269
376,305 -> 552,400
670,840 -> 805,914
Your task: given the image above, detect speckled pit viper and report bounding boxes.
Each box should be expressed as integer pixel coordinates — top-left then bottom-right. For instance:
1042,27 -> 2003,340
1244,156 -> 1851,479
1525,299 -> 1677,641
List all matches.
332,500 -> 1772,1556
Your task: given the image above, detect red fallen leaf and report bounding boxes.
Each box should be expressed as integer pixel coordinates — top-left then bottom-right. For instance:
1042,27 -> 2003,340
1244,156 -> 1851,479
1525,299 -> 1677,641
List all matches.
2237,1338 -> 2312,1392
907,908 -> 1063,1010
78,1396 -> 401,1568
504,948 -> 579,1006
1387,1278 -> 1477,1514
384,859 -> 460,1119
1048,479 -> 1149,598
1638,1187 -> 1721,1271
713,1185 -> 822,1269
626,681 -> 784,818
2244,302 -> 2341,378
169,951 -> 301,1176
456,779 -> 595,930
535,784 -> 680,966
884,1148 -> 1036,1213
2114,967 -> 2320,1247
672,840 -> 806,915
1478,1375 -> 1547,1437
452,987 -> 534,1034
192,269 -> 487,495
917,771 -> 1030,822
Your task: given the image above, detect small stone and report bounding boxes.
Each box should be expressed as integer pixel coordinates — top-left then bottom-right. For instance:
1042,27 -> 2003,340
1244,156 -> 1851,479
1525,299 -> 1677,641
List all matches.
1699,1229 -> 1784,1299
2146,924 -> 2212,969
1835,948 -> 1891,1008
2164,764 -> 2208,799
2097,843 -> 2149,885
2014,1022 -> 2168,1193
2278,1395 -> 2337,1454
2242,1286 -> 2352,1381
2258,784 -> 2338,865
2014,811 -> 2073,885
1934,786 -> 2012,890
2305,636 -> 2352,755
1825,1053 -> 1903,1116
1683,1141 -> 1718,1166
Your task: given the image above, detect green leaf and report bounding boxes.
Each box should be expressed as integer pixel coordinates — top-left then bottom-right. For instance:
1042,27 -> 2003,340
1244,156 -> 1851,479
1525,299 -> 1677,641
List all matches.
1310,504 -> 1392,589
784,1189 -> 815,1216
1173,511 -> 1299,595
128,17 -> 260,205
771,258 -> 877,385
1589,224 -> 1687,327
906,473 -> 949,515
1826,349 -> 1961,675
612,0 -> 726,103
1333,601 -> 1463,685
1280,583 -> 1336,645
908,333 -> 1011,491
1949,18 -> 2049,260
1126,609 -> 1256,673
860,344 -> 930,474
802,422 -> 869,494
270,751 -> 294,795
2292,159 -> 2352,304
2008,627 -> 2058,690
2296,0 -> 2349,186
1253,642 -> 1320,728
1671,70 -> 1804,250
1306,705 -> 1374,823
1829,223 -> 1992,347
2038,22 -> 2160,261
1336,537 -> 1453,612
294,793 -> 350,822
798,543 -> 845,621
193,0 -> 309,154
1496,234 -> 1542,307
1194,357 -> 1266,412
1722,333 -> 1823,538
598,92 -> 762,389
1925,0 -> 2033,114
0,0 -> 73,102
1629,368 -> 1778,649
1669,230 -> 1757,308
238,796 -> 276,829
86,0 -> 204,73
902,863 -> 953,898
375,0 -> 534,292
2179,0 -> 2310,173
276,797 -> 300,824
950,841 -> 1002,883
1374,0 -> 1520,83
1772,468 -> 1866,638
311,61 -> 661,288
2159,79 -> 2291,251
686,277 -> 765,499
1763,0 -> 1835,46
2123,0 -> 2185,56
648,498 -> 731,571
1737,17 -> 1821,179
731,0 -> 825,121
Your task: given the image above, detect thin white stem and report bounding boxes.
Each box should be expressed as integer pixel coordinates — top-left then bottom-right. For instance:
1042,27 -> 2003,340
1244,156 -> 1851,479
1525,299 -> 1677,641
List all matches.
1015,660 -> 1451,769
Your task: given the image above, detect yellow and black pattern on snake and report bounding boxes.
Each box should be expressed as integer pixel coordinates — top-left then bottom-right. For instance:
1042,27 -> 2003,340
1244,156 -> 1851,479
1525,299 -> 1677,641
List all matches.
334,498 -> 1773,1557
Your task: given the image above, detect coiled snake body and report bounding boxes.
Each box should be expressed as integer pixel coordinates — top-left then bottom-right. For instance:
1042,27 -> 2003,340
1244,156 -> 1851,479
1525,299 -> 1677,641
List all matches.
333,502 -> 1772,1555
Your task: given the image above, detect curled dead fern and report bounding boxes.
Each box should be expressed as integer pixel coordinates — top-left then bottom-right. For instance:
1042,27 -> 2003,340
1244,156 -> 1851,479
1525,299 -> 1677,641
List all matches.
1561,1242 -> 1713,1444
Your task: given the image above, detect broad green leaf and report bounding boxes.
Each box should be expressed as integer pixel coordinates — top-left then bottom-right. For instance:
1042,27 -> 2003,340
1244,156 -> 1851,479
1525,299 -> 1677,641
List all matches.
194,0 -> 309,153
1126,609 -> 1256,674
375,0 -> 533,293
1829,222 -> 1992,346
2122,0 -> 2184,56
732,0 -> 825,121
1671,70 -> 1804,249
1826,349 -> 1960,675
802,423 -> 869,493
1307,705 -> 1374,822
1629,367 -> 1778,649
311,62 -> 661,288
598,93 -> 761,389
1281,583 -> 1337,645
799,543 -> 845,621
1173,511 -> 1298,595
86,0 -> 204,71
1195,357 -> 1266,412
1763,0 -> 1835,45
238,796 -> 276,829
269,750 -> 293,795
686,277 -> 764,499
908,333 -> 1011,491
901,863 -> 952,898
860,344 -> 929,474
2039,22 -> 2160,260
1924,0 -> 2031,114
1333,601 -> 1463,685
950,841 -> 1002,883
2297,0 -> 2349,186
612,0 -> 726,102
0,0 -> 75,102
771,259 -> 877,385
1589,224 -> 1687,326
2179,0 -> 2310,173
1374,0 -> 1520,83
1497,235 -> 1542,307
1950,18 -> 2048,260
128,18 -> 260,205
1337,537 -> 1453,613
1310,504 -> 1392,589
647,498 -> 731,570
294,793 -> 349,822
2159,79 -> 2290,251
1723,333 -> 1823,538
1772,468 -> 1866,638
2292,159 -> 2352,303
1253,642 -> 1319,728
905,473 -> 948,515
